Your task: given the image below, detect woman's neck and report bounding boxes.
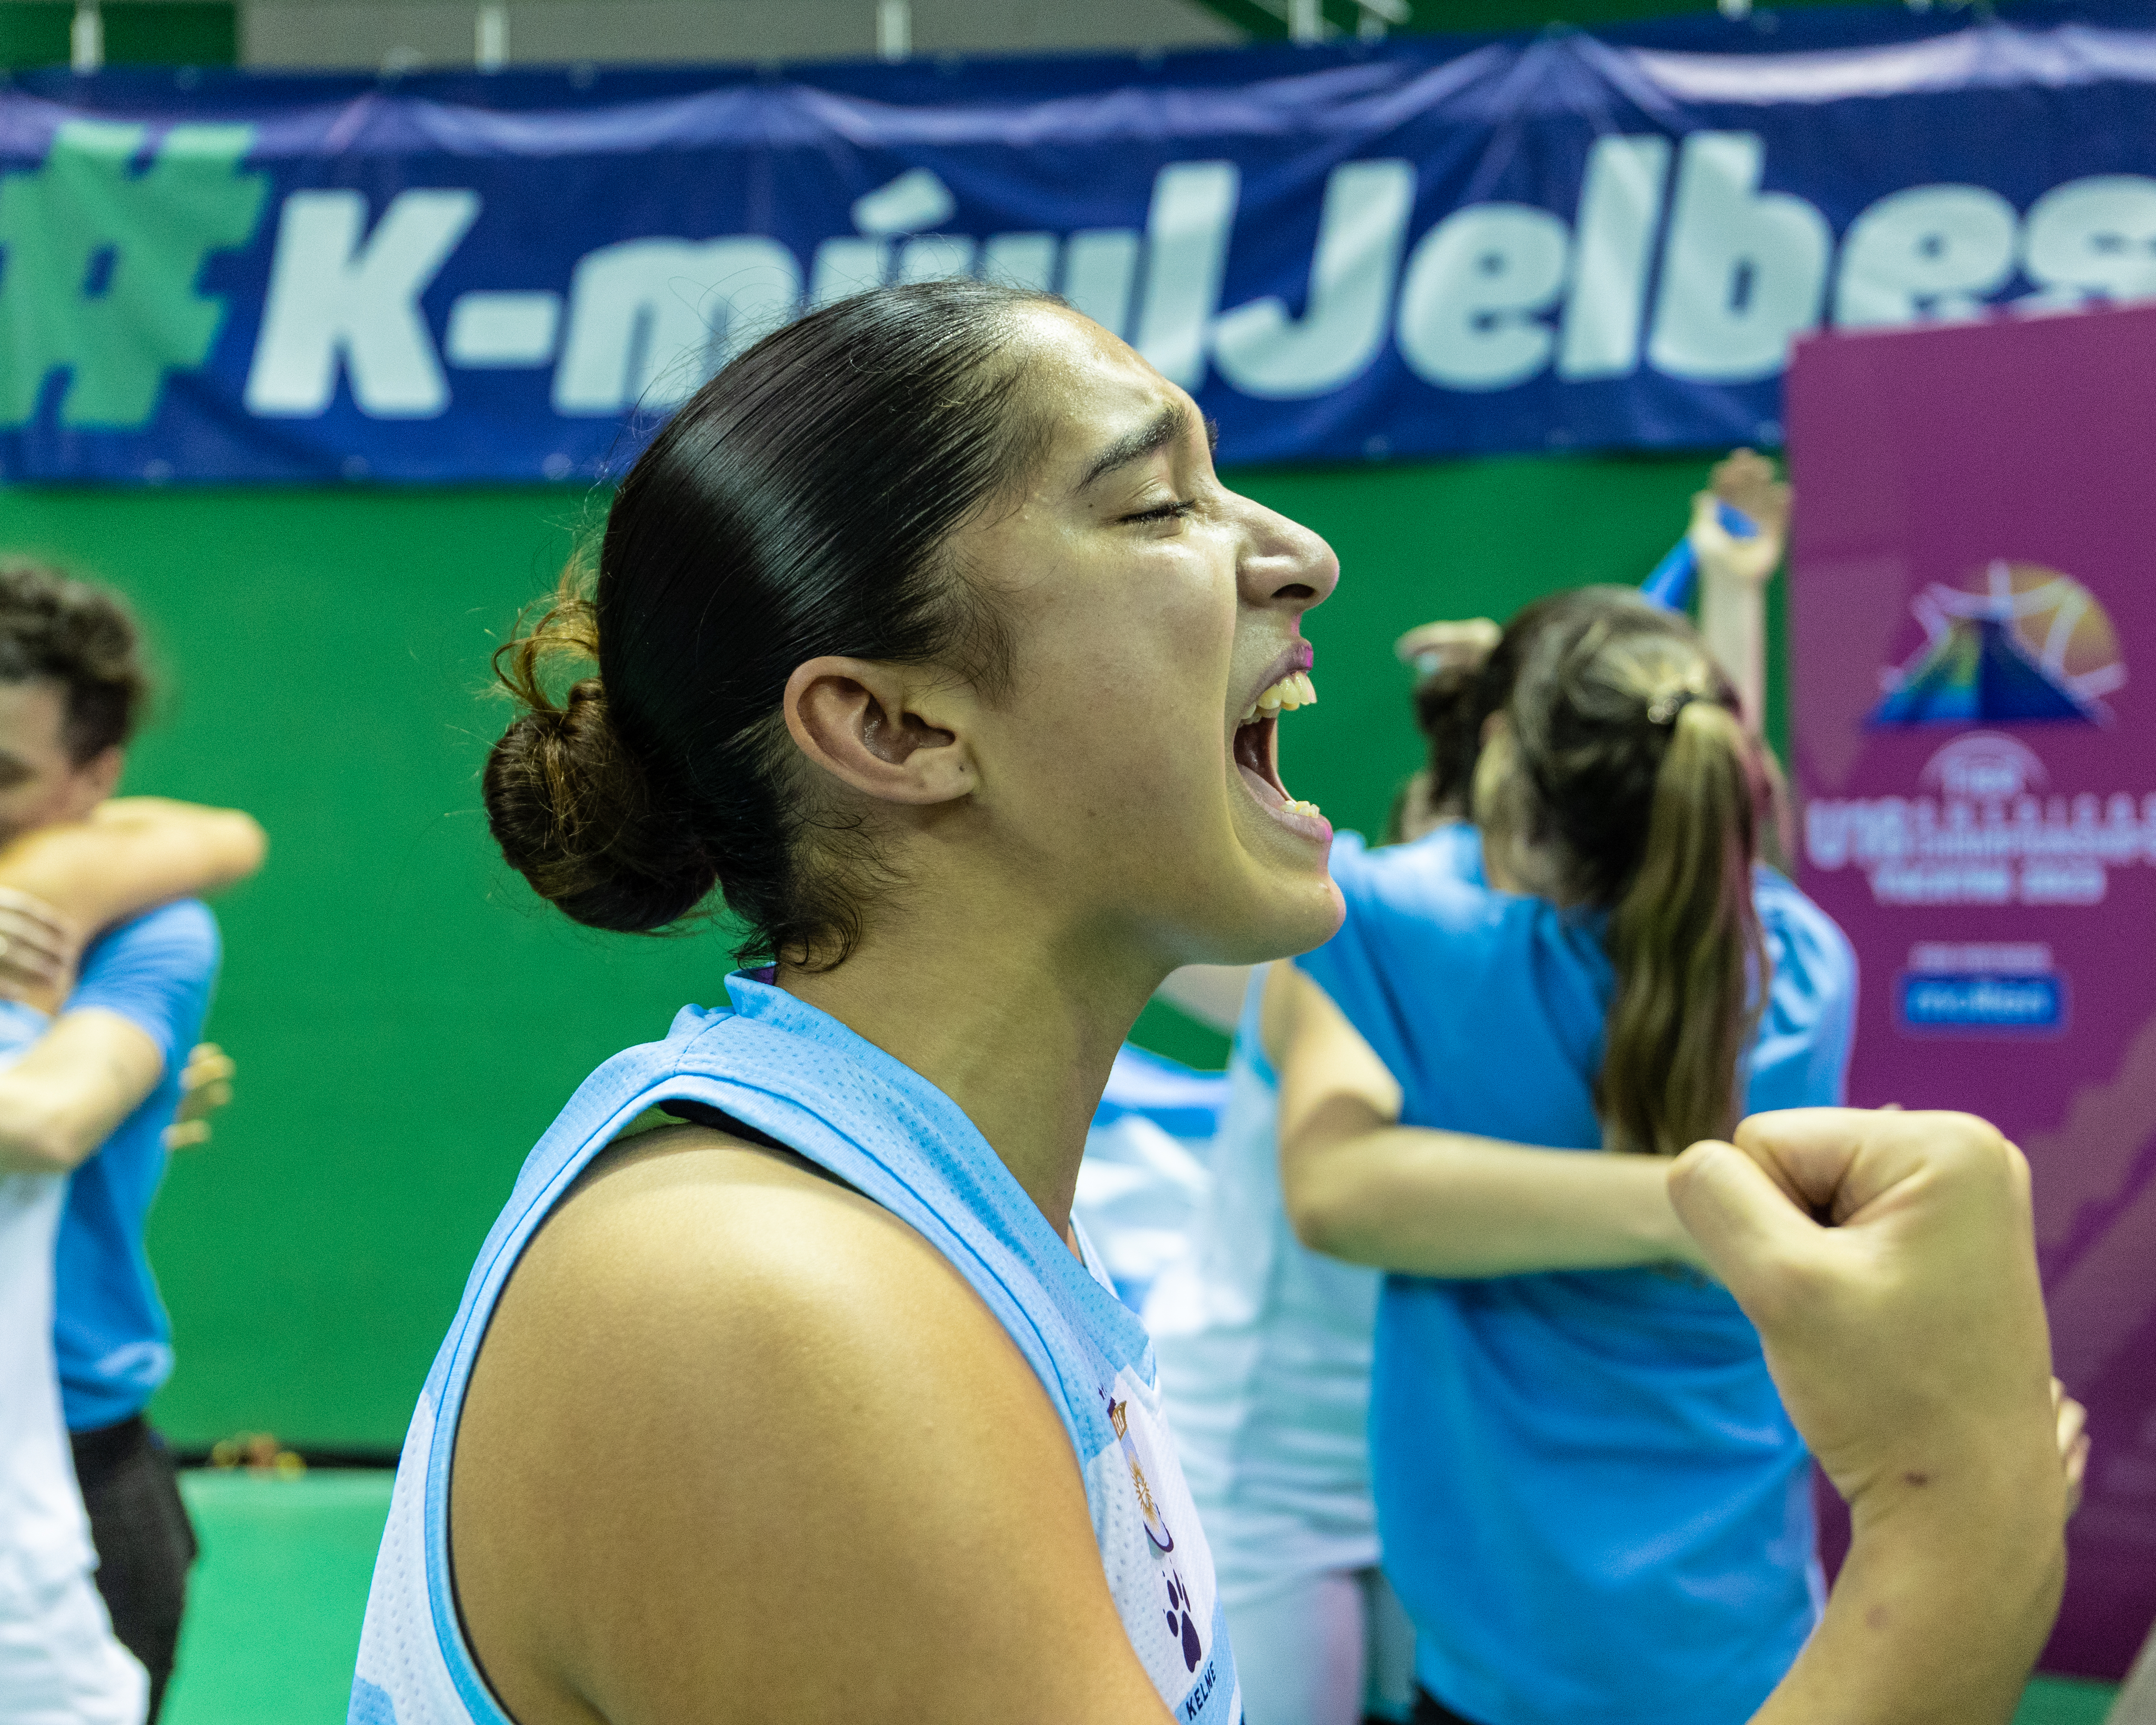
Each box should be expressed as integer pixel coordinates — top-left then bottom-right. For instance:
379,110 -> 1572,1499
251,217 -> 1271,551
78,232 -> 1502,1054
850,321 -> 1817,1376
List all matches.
777,905 -> 1158,1240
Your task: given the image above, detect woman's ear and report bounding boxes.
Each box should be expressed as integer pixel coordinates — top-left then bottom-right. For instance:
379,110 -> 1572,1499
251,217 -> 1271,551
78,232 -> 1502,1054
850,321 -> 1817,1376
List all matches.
783,657 -> 977,806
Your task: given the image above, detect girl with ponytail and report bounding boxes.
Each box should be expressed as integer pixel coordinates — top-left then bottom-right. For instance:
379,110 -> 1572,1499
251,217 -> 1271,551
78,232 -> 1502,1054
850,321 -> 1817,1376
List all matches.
1262,576 -> 1857,1725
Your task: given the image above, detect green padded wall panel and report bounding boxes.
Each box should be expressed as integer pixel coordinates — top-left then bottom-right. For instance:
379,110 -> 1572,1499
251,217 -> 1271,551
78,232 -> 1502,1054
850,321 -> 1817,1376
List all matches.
2,448 -> 1771,1446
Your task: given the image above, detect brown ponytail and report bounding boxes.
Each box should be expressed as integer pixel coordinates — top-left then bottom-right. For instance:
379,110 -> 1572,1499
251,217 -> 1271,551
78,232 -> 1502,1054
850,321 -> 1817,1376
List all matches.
1600,695 -> 1765,1158
1492,589 -> 1769,1157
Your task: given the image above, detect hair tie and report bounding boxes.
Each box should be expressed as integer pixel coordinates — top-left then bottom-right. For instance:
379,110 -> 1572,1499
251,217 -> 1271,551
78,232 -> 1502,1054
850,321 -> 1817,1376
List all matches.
1646,690 -> 1697,727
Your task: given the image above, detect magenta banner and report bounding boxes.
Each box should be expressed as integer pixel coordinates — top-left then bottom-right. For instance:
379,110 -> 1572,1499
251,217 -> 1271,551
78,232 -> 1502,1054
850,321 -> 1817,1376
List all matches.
1790,302 -> 2156,1679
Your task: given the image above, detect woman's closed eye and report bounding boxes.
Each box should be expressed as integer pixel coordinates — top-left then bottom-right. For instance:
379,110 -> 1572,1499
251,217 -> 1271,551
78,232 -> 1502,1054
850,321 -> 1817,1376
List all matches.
1123,498 -> 1197,525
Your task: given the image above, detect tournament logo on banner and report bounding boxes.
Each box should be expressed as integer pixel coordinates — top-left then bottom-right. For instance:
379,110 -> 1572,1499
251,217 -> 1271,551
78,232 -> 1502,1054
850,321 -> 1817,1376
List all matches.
16,0 -> 2156,481
1791,297 -> 2156,1681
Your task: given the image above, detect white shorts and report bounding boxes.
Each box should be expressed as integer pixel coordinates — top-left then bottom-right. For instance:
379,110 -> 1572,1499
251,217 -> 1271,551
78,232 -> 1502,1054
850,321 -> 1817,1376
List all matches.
1226,1564 -> 1415,1725
0,1551 -> 148,1725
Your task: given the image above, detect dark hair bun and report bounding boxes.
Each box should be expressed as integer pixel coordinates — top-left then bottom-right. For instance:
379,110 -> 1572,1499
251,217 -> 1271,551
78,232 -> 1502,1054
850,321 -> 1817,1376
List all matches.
483,671 -> 716,934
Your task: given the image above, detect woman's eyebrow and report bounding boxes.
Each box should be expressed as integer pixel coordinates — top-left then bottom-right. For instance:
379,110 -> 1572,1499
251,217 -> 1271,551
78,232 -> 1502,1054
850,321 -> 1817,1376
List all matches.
1077,402 -> 1193,493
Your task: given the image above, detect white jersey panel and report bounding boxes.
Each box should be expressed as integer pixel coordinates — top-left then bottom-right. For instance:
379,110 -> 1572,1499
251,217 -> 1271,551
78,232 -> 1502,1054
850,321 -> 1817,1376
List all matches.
350,1391 -> 482,1725
1082,1350 -> 1240,1724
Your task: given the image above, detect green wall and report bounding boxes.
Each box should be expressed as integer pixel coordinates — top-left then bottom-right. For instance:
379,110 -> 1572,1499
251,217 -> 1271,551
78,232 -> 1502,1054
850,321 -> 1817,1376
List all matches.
1,450 -> 1769,1448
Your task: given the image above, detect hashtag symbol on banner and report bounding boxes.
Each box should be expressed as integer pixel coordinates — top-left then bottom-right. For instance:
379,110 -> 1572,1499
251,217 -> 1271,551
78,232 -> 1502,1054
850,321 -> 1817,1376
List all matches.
0,120 -> 266,429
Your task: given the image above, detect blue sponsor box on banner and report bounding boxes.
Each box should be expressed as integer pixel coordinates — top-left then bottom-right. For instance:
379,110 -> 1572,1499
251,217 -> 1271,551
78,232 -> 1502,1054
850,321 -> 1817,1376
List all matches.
1897,946 -> 2070,1034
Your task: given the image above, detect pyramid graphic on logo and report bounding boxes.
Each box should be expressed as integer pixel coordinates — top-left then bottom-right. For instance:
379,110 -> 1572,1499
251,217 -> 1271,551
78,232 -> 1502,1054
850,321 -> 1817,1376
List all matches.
1872,561 -> 2124,727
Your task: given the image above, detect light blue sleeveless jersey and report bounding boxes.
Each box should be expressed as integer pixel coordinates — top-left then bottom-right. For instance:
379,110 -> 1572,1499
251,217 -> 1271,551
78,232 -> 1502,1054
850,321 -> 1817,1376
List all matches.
350,973 -> 1240,1725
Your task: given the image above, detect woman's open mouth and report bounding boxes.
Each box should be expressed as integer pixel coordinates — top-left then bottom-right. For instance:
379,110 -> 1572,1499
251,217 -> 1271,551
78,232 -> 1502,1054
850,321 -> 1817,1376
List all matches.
1233,668 -> 1328,836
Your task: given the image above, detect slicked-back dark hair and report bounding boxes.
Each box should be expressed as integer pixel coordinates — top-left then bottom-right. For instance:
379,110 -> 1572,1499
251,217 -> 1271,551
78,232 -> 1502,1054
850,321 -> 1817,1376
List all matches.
484,279 -> 1056,965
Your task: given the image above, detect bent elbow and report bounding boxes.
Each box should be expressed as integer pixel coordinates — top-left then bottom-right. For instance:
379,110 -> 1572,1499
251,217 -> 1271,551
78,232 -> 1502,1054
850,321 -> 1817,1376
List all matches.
226,813 -> 270,878
1284,1180 -> 1356,1259
206,812 -> 269,889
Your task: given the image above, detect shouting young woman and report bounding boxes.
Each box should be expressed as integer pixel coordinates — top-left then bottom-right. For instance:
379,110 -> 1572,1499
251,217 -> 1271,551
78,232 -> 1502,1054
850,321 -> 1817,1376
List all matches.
350,283 -> 2072,1725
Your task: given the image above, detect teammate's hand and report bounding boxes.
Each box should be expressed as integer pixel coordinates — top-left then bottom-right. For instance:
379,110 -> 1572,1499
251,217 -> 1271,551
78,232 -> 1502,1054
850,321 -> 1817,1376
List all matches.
0,887 -> 82,1001
1395,617 -> 1501,679
165,1042 -> 236,1151
1690,449 -> 1790,589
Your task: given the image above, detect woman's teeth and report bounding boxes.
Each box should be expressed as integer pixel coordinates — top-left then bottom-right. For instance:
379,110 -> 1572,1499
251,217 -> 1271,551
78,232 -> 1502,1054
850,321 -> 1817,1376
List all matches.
1243,671 -> 1318,722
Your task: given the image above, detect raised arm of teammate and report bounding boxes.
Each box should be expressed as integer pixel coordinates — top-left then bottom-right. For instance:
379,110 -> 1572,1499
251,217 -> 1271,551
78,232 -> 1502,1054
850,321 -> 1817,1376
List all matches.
1693,449 -> 1789,737
0,797 -> 265,1175
1269,961 -> 1704,1276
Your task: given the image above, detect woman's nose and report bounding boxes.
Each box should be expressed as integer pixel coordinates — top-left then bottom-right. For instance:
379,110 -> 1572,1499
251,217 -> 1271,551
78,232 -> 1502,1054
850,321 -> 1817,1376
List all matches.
1239,501 -> 1340,615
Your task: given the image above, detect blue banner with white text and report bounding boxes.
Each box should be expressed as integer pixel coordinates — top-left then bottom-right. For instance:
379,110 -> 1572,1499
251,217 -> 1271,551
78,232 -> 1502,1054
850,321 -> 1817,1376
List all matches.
12,0 -> 2156,483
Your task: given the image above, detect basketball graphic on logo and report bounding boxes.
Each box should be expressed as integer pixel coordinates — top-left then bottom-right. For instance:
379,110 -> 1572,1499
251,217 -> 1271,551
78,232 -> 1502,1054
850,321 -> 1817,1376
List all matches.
1873,561 -> 2125,726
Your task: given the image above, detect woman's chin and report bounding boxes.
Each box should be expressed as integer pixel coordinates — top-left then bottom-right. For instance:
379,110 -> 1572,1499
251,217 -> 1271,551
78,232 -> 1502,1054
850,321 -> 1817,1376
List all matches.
1276,874 -> 1347,955
1191,867 -> 1343,967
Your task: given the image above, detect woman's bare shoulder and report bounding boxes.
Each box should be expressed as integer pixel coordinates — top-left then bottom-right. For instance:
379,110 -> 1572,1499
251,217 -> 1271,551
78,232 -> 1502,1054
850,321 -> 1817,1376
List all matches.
449,1124 -> 1160,1725
500,1122 -> 1002,1380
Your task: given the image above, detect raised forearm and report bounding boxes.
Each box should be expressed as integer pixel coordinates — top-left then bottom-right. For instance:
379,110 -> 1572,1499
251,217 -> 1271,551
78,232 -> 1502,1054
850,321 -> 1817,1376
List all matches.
1285,1115 -> 1698,1277
0,802 -> 266,934
1753,1478 -> 2063,1725
0,1008 -> 162,1175
0,1082 -> 94,1174
1699,569 -> 1767,736
1689,451 -> 1786,735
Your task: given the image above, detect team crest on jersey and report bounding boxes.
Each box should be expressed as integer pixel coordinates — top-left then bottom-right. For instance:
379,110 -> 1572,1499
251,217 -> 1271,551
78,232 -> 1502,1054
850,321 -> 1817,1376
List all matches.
1108,1396 -> 1174,1553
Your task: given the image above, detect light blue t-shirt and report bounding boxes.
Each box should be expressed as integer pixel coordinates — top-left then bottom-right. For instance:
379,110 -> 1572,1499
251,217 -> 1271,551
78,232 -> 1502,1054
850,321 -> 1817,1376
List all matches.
53,899 -> 221,1432
1297,826 -> 1856,1725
